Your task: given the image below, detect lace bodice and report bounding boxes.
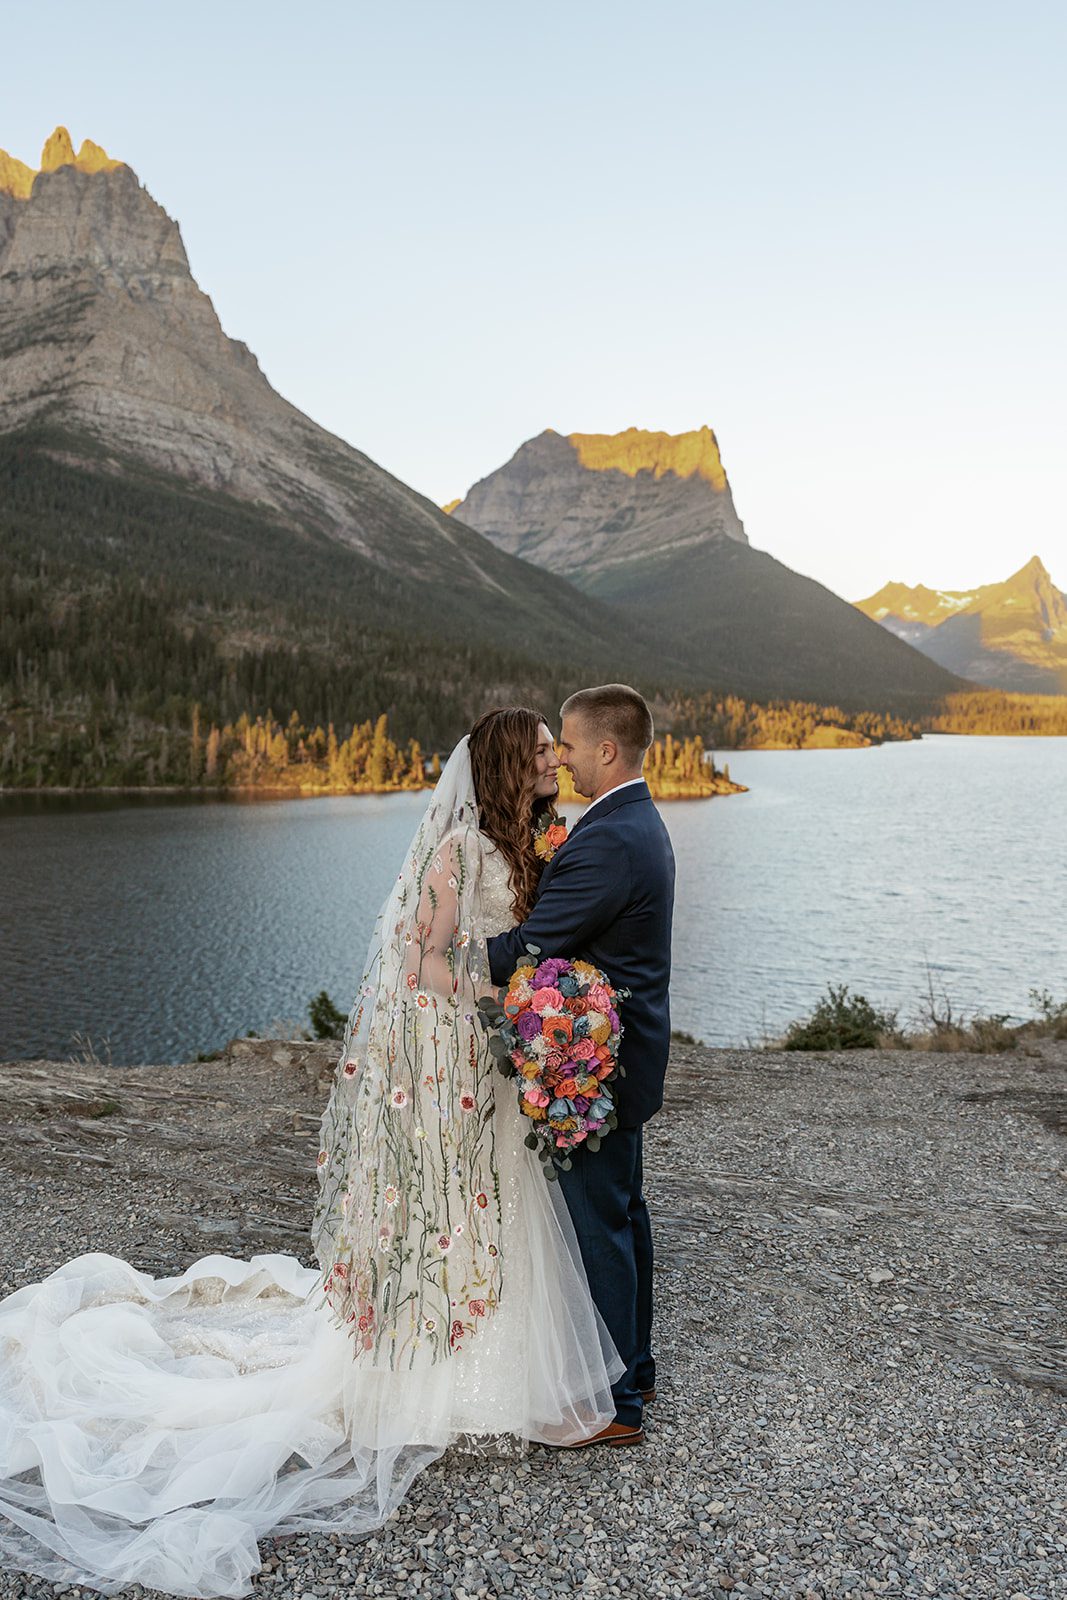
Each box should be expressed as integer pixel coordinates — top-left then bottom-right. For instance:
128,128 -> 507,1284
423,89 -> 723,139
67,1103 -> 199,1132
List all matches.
480,838 -> 519,935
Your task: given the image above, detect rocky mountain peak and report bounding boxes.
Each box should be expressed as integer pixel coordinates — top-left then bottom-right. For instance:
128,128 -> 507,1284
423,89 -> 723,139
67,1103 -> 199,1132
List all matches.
0,127 -> 599,622
0,126 -> 125,199
565,424 -> 729,490
1007,554 -> 1052,589
855,557 -> 1067,692
448,425 -> 747,584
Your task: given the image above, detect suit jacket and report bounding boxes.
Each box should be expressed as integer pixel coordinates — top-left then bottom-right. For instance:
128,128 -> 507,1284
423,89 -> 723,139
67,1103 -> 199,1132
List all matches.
487,780 -> 676,1127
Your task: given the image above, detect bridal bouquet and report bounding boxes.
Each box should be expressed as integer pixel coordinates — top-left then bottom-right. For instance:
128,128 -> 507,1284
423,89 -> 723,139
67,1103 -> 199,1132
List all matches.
477,949 -> 625,1179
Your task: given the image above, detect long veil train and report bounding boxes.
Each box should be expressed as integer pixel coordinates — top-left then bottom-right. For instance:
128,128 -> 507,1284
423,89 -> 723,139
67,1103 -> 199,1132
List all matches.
0,741 -> 622,1598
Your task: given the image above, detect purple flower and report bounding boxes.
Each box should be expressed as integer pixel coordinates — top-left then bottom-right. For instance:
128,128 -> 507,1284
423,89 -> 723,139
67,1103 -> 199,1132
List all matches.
573,1095 -> 590,1114
516,1010 -> 542,1042
533,958 -> 569,989
608,1010 -> 620,1032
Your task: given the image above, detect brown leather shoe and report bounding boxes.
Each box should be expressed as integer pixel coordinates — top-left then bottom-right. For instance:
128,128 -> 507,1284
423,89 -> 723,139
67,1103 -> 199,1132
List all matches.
641,1387 -> 657,1404
556,1420 -> 646,1449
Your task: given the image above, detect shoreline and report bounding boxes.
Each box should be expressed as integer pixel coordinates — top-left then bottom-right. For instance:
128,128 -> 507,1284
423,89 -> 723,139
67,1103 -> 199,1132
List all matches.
0,778 -> 749,801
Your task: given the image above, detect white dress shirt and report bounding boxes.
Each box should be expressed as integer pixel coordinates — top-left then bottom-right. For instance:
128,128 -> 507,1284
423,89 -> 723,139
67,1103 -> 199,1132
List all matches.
575,776 -> 646,823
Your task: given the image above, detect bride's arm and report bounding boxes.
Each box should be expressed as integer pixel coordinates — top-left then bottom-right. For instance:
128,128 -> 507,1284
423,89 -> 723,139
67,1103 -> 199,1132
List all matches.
404,835 -> 483,1001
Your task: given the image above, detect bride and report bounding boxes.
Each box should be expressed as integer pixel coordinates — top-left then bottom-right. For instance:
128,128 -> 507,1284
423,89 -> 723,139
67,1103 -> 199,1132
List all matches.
0,708 -> 623,1599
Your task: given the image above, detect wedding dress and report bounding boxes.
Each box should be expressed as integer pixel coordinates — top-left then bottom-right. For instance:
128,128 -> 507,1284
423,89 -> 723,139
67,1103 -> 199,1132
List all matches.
0,741 -> 622,1598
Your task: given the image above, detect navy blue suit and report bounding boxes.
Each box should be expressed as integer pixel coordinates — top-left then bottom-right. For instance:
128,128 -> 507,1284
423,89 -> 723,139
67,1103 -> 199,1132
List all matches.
487,780 -> 676,1427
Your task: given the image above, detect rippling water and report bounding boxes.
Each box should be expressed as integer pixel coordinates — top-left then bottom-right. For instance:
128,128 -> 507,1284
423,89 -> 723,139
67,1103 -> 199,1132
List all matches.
1,736 -> 1064,1064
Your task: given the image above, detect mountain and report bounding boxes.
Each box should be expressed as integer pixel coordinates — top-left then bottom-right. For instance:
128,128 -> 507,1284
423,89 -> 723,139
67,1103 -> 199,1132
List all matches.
0,128 -> 680,706
448,428 -> 968,711
855,557 -> 1067,693
448,426 -> 747,582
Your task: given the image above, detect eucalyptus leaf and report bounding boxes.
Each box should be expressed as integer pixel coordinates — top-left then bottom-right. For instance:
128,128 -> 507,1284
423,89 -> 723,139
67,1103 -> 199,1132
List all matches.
525,944 -> 541,958
559,1157 -> 572,1172
586,1134 -> 601,1152
524,1132 -> 539,1150
488,1035 -> 508,1058
544,1164 -> 558,1182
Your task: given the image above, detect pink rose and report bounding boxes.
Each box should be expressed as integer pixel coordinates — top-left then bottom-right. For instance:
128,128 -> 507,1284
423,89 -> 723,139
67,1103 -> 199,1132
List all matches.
530,986 -> 563,1015
570,1038 -> 596,1061
588,984 -> 613,1013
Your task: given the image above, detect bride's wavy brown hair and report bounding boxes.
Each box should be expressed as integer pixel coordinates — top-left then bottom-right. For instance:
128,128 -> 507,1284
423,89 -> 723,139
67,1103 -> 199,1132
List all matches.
468,706 -> 558,921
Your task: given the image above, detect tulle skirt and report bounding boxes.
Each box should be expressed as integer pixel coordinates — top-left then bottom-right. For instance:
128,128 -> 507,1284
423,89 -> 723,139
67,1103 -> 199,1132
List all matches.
0,1107 -> 622,1598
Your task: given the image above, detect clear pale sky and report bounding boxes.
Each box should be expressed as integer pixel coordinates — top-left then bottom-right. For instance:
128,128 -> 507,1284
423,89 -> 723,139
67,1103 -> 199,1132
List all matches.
3,1 -> 1063,599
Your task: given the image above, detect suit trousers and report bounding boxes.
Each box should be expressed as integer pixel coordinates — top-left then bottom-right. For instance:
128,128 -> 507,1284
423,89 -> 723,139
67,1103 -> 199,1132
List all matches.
557,1124 -> 655,1428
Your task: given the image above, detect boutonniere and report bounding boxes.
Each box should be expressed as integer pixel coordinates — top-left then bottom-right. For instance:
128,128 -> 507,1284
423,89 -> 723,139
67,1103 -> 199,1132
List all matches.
533,813 -> 568,863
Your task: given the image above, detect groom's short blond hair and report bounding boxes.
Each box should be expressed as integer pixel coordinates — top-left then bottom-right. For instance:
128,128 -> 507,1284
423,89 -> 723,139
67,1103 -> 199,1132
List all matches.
560,684 -> 654,763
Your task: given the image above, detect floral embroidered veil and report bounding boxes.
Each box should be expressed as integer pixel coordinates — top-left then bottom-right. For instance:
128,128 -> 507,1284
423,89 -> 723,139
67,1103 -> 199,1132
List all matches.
311,736 -> 506,1363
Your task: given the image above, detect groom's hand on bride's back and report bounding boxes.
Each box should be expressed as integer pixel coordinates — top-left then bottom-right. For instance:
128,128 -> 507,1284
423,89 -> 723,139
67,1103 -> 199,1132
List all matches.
486,828 -> 628,985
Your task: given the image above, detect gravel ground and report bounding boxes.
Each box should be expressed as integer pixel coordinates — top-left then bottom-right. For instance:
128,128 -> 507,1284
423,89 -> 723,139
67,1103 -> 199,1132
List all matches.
0,1036 -> 1064,1600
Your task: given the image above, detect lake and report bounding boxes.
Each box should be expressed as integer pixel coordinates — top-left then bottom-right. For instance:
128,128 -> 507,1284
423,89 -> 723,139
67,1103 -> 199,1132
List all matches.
1,736 -> 1064,1064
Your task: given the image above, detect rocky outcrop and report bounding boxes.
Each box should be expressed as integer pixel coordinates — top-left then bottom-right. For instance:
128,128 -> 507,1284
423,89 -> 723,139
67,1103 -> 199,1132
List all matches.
0,150 -> 35,201
0,127 -> 127,202
856,557 -> 1067,692
447,425 -> 747,583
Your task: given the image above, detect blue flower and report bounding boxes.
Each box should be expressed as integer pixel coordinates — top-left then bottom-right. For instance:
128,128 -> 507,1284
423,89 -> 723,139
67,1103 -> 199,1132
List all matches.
558,973 -> 580,998
549,1098 -> 575,1120
573,1015 -> 590,1038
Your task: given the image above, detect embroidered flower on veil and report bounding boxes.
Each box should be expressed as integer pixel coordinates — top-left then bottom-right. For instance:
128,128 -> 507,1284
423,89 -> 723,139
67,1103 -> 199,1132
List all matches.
311,735 -> 506,1364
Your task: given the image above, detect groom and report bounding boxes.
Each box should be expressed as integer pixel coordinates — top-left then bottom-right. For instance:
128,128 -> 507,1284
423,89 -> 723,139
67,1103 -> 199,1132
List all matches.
487,683 -> 676,1446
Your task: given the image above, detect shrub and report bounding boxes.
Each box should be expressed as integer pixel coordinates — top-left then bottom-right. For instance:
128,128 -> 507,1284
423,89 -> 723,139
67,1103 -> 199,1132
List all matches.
1029,988 -> 1067,1040
967,1013 -> 1019,1053
782,984 -> 898,1052
308,989 -> 347,1041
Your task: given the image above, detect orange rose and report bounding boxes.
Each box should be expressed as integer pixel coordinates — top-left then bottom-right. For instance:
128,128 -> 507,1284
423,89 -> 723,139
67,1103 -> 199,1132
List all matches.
556,1077 -> 579,1098
542,1014 -> 573,1046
